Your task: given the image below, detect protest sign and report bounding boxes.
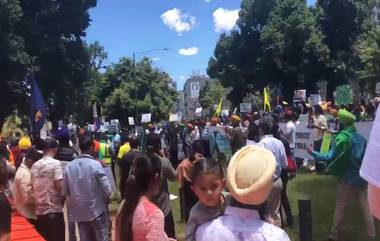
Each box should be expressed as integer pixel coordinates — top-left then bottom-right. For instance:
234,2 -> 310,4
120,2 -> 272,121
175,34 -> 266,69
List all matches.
169,114 -> 179,122
335,85 -> 353,106
240,103 -> 252,113
293,89 -> 306,103
128,117 -> 135,126
320,132 -> 332,154
294,114 -> 314,160
195,108 -> 202,117
221,109 -> 229,117
310,94 -> 322,106
376,82 -> 380,94
141,113 -> 151,123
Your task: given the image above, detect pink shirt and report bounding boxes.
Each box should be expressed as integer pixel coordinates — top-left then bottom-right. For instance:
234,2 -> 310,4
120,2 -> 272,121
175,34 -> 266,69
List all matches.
132,197 -> 173,241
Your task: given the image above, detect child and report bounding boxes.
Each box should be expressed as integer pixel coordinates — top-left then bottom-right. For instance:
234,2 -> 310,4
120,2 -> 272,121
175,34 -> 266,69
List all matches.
116,154 -> 176,241
185,158 -> 226,241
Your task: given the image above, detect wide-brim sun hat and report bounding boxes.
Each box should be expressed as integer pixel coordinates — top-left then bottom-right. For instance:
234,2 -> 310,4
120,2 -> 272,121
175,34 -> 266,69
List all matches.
227,145 -> 276,206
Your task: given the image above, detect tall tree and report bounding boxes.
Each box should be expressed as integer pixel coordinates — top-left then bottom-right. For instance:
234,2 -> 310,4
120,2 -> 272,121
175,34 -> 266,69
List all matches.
199,80 -> 227,111
102,58 -> 178,124
261,0 -> 330,101
316,0 -> 377,94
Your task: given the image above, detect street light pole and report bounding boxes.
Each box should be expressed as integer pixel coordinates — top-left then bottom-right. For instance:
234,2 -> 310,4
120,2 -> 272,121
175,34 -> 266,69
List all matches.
133,48 -> 170,123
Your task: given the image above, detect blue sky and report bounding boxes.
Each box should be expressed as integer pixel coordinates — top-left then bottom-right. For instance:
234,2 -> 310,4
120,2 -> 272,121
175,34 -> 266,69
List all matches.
86,0 -> 317,90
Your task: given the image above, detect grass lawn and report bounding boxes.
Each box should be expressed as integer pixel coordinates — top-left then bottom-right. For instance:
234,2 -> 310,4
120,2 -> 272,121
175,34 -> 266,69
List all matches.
168,170 -> 379,241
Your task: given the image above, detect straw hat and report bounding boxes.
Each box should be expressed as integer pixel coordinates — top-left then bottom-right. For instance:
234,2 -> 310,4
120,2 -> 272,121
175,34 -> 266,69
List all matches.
227,145 -> 276,206
231,115 -> 241,123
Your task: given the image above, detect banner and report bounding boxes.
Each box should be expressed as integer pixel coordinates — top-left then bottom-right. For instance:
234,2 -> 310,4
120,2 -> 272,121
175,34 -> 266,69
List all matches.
141,113 -> 151,123
190,81 -> 200,98
335,85 -> 353,106
264,87 -> 271,111
30,75 -> 47,134
240,103 -> 252,113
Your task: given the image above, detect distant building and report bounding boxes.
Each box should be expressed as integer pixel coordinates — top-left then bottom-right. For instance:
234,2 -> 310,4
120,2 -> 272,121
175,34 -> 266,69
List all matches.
183,74 -> 211,119
175,91 -> 185,114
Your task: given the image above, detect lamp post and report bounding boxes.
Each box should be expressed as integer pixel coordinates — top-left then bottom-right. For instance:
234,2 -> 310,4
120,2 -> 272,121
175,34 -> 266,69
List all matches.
133,48 -> 170,122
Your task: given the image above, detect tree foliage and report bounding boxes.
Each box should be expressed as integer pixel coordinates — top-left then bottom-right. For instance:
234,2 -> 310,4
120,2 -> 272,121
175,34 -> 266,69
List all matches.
199,80 -> 227,111
208,0 -> 379,106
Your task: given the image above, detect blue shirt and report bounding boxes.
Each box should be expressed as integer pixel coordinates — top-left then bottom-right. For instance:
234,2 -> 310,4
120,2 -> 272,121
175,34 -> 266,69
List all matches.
62,154 -> 112,222
258,135 -> 288,179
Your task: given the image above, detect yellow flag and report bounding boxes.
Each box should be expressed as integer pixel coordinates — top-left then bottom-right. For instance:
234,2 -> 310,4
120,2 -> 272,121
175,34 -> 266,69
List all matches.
214,98 -> 223,117
264,87 -> 271,112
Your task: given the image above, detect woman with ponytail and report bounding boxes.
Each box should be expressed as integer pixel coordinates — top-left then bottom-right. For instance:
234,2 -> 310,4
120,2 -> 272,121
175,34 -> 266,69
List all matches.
116,154 -> 176,241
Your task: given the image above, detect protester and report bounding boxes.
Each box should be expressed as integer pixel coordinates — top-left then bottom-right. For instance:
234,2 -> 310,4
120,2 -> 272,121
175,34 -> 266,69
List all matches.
118,135 -> 141,199
99,132 -> 113,167
15,136 -> 32,169
14,148 -> 42,226
146,142 -> 177,239
312,105 -> 327,152
195,145 -> 290,241
166,123 -> 180,169
257,115 -> 288,227
117,134 -> 131,161
282,111 -> 296,152
55,127 -> 77,241
229,115 -> 245,154
63,134 -> 112,241
116,155 -> 176,241
176,141 -> 204,222
360,105 -> 380,220
0,160 -> 11,241
31,138 -> 65,241
307,109 -> 376,241
185,158 -> 226,241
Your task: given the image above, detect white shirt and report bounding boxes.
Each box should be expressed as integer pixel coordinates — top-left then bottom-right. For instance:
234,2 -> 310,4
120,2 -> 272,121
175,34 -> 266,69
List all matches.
14,161 -> 36,220
259,135 -> 288,179
196,207 -> 290,241
313,115 -> 327,141
285,121 -> 296,149
360,106 -> 380,188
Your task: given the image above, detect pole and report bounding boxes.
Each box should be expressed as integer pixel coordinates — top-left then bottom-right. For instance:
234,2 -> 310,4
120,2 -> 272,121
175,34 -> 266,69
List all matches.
298,198 -> 313,241
133,52 -> 137,122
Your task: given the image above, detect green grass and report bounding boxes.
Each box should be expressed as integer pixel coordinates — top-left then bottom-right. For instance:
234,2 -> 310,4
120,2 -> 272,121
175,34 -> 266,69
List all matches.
168,171 -> 379,241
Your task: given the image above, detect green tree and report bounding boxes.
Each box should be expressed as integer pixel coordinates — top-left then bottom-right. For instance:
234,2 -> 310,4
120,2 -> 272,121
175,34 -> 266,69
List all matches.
356,28 -> 380,93
199,80 -> 226,111
102,58 -> 177,124
261,0 -> 330,101
316,0 -> 377,95
0,0 -> 31,124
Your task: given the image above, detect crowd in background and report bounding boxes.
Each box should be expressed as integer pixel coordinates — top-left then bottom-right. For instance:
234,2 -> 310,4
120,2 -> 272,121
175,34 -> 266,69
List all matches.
0,97 -> 380,241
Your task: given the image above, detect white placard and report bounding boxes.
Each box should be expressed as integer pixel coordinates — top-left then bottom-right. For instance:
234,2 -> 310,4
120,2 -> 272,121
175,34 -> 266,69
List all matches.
195,108 -> 203,117
294,123 -> 314,160
169,114 -> 179,122
376,83 -> 380,94
240,103 -> 252,113
310,94 -> 322,106
221,109 -> 229,117
294,89 -> 306,103
141,114 -> 151,123
110,119 -> 119,126
128,117 -> 135,126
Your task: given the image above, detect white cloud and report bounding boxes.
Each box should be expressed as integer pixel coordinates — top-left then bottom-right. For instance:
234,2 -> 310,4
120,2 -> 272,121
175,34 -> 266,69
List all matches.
213,8 -> 239,33
161,8 -> 196,35
179,76 -> 186,80
152,57 -> 160,62
205,0 -> 212,2
179,47 -> 199,56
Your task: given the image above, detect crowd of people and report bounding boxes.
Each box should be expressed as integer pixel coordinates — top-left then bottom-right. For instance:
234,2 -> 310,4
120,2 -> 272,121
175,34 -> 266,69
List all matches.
0,98 -> 380,241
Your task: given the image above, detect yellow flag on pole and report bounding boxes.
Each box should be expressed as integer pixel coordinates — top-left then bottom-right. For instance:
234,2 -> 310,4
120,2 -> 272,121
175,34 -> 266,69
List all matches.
214,98 -> 223,117
264,87 -> 271,112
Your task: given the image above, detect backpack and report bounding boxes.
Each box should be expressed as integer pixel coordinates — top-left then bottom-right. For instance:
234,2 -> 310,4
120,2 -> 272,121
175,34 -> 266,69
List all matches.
344,131 -> 367,187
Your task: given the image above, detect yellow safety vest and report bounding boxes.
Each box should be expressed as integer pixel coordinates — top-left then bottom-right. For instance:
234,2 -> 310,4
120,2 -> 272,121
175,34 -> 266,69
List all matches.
99,143 -> 112,165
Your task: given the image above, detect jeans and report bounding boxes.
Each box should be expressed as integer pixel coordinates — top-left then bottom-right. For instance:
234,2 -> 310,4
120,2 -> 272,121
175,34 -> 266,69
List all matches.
67,208 -> 77,241
77,212 -> 109,241
37,212 -> 65,241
